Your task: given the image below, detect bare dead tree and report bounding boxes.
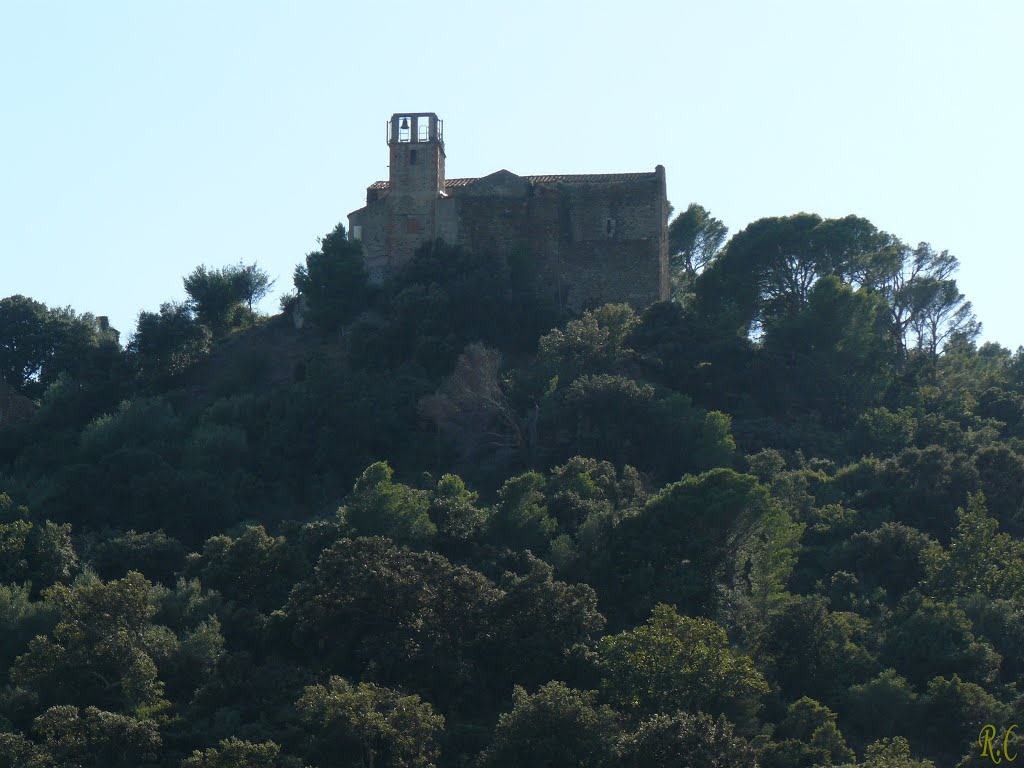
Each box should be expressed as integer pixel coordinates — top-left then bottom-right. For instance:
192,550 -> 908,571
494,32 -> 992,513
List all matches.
419,343 -> 538,468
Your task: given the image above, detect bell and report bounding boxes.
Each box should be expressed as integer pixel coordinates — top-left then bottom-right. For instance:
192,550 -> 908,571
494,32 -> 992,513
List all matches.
400,117 -> 409,130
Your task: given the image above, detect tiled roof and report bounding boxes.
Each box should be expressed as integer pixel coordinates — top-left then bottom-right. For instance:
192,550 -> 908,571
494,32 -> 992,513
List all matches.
367,171 -> 657,192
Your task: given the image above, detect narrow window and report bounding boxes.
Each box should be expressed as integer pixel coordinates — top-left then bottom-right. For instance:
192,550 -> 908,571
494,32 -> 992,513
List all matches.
410,149 -> 418,165
606,218 -> 616,237
352,225 -> 362,240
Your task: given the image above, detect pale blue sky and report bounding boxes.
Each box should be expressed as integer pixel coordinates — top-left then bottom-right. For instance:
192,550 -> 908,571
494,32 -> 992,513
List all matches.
2,2 -> 1022,348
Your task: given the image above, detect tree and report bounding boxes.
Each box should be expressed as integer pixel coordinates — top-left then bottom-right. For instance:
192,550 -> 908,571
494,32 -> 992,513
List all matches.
593,469 -> 772,624
882,595 -> 1000,687
182,266 -> 241,336
489,555 -> 605,691
230,262 -> 275,311
182,738 -> 282,768
920,674 -> 1012,757
341,462 -> 436,545
128,301 -> 210,383
618,711 -> 757,768
668,203 -> 728,299
418,343 -> 538,469
427,473 -> 488,543
0,732 -> 49,768
0,582 -> 58,691
842,523 -> 935,601
862,241 -> 965,356
922,493 -> 1024,601
759,594 -> 874,701
758,277 -> 898,426
487,471 -> 557,552
10,572 -> 167,712
834,736 -> 936,768
30,705 -> 161,768
285,537 -> 500,705
908,276 -> 979,358
296,677 -> 444,768
764,697 -> 855,767
844,669 -> 918,740
0,517 -> 78,590
0,295 -> 56,395
293,223 -> 371,331
188,525 -> 306,611
91,529 -> 186,586
597,603 -> 768,728
478,681 -> 618,768
0,295 -> 121,398
537,303 -> 640,377
695,213 -> 891,336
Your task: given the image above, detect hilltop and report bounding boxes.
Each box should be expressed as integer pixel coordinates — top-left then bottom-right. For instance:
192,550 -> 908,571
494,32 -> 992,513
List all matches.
1,210 -> 1022,767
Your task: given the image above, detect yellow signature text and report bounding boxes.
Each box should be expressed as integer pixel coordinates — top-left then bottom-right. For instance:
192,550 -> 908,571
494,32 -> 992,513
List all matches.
980,724 -> 1018,763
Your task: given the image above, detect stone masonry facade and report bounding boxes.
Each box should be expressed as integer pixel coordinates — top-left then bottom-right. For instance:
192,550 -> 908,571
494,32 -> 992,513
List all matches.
348,113 -> 670,311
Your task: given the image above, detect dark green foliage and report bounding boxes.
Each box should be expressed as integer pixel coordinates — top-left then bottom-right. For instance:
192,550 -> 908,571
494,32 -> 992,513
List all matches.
487,471 -> 556,552
920,674 -> 1013,757
843,668 -> 919,740
591,469 -> 772,624
619,711 -> 757,768
296,677 -> 444,768
758,594 -> 874,702
1,208 -> 1021,767
758,277 -> 897,427
181,738 -> 282,768
285,536 -> 502,707
0,295 -> 124,399
478,682 -> 618,768
187,525 -> 306,612
668,202 -> 728,299
427,473 -> 488,544
292,223 -> 371,332
841,523 -> 935,600
341,461 -> 436,545
598,603 -> 768,728
90,530 -> 185,585
129,301 -> 211,384
0,515 -> 77,590
763,697 -> 855,767
694,213 -> 891,336
183,264 -> 267,337
30,705 -> 162,768
882,595 -> 1001,688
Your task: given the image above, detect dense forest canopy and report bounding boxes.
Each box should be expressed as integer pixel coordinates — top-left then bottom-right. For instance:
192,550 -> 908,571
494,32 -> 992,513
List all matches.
1,208 -> 1023,767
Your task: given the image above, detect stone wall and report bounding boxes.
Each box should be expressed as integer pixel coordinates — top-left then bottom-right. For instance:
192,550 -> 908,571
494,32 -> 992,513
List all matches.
0,382 -> 36,430
443,172 -> 667,310
349,167 -> 669,310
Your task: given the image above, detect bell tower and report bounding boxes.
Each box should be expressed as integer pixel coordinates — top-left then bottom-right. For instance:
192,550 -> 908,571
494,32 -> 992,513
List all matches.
387,113 -> 445,195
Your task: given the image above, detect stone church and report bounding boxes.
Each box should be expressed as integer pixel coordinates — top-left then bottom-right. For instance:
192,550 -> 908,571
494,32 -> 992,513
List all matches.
347,113 -> 670,311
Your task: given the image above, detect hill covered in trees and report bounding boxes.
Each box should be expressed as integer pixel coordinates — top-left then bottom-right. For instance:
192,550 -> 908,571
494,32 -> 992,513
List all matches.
1,207 -> 1022,767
